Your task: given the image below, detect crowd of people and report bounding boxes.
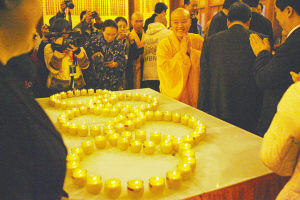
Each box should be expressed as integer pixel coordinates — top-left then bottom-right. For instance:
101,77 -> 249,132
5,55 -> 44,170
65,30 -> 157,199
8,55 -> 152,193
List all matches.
0,0 -> 299,199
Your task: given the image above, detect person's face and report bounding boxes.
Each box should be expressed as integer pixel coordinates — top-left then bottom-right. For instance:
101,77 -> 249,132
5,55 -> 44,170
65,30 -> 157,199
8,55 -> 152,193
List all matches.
257,5 -> 263,14
187,0 -> 198,15
103,27 -> 118,43
171,12 -> 191,38
161,10 -> 167,16
117,20 -> 128,35
275,6 -> 288,31
132,15 -> 144,32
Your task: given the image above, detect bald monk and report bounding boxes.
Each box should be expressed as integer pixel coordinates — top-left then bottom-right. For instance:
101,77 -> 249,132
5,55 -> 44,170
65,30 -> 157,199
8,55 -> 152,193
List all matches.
129,12 -> 144,89
157,8 -> 204,107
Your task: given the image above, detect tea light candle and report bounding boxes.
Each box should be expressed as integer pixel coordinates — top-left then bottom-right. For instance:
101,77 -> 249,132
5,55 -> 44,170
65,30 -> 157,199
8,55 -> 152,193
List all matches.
172,137 -> 183,152
190,131 -> 205,145
74,89 -> 81,96
181,114 -> 189,125
104,178 -> 122,198
115,123 -> 125,133
133,93 -> 140,101
95,135 -> 107,149
66,161 -> 80,176
117,114 -> 126,122
117,137 -> 129,151
54,100 -> 62,108
152,102 -> 159,110
182,157 -> 196,172
102,108 -> 110,116
72,169 -> 87,187
149,177 -> 165,194
95,89 -> 102,95
78,125 -> 88,137
160,140 -> 173,154
133,118 -> 143,129
125,93 -> 133,100
62,122 -> 70,133
195,125 -> 206,134
79,106 -> 88,115
141,94 -> 148,101
93,106 -> 101,115
135,130 -> 146,142
125,120 -> 135,131
121,107 -> 130,115
90,125 -> 101,137
130,140 -> 142,153
80,89 -> 87,96
127,180 -> 144,198
110,107 -> 119,117
163,111 -> 172,121
57,117 -> 67,128
121,131 -> 132,140
118,93 -> 125,100
72,107 -> 80,117
60,92 -> 67,99
88,89 -> 94,95
66,153 -> 80,162
181,150 -> 196,159
143,141 -> 155,155
188,117 -> 197,129
166,170 -> 182,189
81,140 -> 94,155
86,176 -> 102,194
71,147 -> 85,160
68,123 -> 78,136
182,135 -> 194,145
163,134 -> 174,141
150,132 -> 161,144
178,143 -> 192,155
60,101 -> 67,109
154,111 -> 163,121
177,163 -> 192,180
66,90 -> 73,98
172,112 -> 181,123
146,104 -> 153,111
108,133 -> 119,146
65,110 -> 75,120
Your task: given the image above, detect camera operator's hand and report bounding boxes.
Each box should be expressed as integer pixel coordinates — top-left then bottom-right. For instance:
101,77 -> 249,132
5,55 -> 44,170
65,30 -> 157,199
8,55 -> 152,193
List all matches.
60,1 -> 67,14
84,11 -> 93,24
66,44 -> 79,53
54,37 -> 64,45
106,61 -> 118,68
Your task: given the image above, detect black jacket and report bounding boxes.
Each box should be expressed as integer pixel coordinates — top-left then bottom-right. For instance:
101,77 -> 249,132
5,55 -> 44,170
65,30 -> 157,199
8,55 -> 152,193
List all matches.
253,27 -> 300,136
0,62 -> 67,199
198,25 -> 262,133
207,10 -> 228,37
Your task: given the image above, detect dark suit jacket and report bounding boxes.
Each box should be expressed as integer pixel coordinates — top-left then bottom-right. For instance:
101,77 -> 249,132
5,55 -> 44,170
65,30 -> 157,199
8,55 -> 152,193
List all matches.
198,24 -> 262,133
249,12 -> 274,49
207,11 -> 228,37
0,62 -> 67,199
254,27 -> 300,136
144,14 -> 157,32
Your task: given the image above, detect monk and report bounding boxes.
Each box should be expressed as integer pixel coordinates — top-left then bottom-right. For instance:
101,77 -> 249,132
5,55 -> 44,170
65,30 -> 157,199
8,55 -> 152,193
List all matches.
157,8 -> 204,107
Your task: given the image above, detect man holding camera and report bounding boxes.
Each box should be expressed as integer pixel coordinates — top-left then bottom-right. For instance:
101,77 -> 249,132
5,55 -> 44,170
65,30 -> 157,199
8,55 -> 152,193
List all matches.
44,19 -> 89,93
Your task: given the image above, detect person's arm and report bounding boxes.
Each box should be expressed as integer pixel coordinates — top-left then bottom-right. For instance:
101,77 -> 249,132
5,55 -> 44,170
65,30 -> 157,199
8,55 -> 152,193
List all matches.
44,43 -> 64,74
73,47 -> 89,69
114,43 -> 126,75
260,83 -> 300,176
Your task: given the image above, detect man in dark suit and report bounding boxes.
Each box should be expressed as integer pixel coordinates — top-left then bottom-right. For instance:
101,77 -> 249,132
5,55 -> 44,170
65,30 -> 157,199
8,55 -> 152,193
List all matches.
198,2 -> 262,134
144,2 -> 168,32
184,0 -> 203,35
207,0 -> 240,37
249,0 -> 300,136
242,0 -> 274,48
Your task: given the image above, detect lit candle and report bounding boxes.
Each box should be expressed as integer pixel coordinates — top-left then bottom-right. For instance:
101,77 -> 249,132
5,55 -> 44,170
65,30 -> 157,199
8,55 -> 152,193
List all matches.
133,118 -> 143,129
163,134 -> 174,141
150,132 -> 161,144
104,178 -> 122,198
66,153 -> 80,162
49,96 -> 56,106
143,141 -> 155,155
126,112 -> 136,120
181,114 -> 189,125
117,137 -> 129,151
188,117 -> 197,129
57,117 -> 67,128
166,170 -> 182,189
78,124 -> 88,137
139,105 -> 146,112
125,93 -> 133,100
118,93 -> 125,101
94,135 -> 107,149
79,106 -> 88,115
60,92 -> 67,99
172,112 -> 181,123
80,89 -> 87,96
54,100 -> 62,108
130,140 -> 142,153
121,107 -> 130,115
115,123 -> 125,133
62,122 -> 70,133
121,131 -> 132,140
172,137 -> 183,152
71,147 -> 85,160
94,106 -> 101,115
67,90 -> 74,98
133,93 -> 140,101
60,101 -> 67,109
146,104 -> 153,111
90,125 -> 101,137
190,131 -> 205,145
163,111 -> 172,121
88,89 -> 94,96
194,124 -> 206,134
182,157 -> 196,172
81,140 -> 94,155
68,123 -> 78,136
102,108 -> 110,116
110,107 -> 119,117
74,89 -> 81,96
108,133 -> 119,146
66,161 -> 80,176
95,89 -> 102,95
181,150 -> 196,159
86,176 -> 102,194
72,169 -> 87,187
72,107 -> 80,117
117,114 -> 126,122
160,140 -> 173,154
178,143 -> 192,155
177,163 -> 192,180
182,135 -> 194,145
67,101 -> 75,109
124,120 -> 135,131
149,176 -> 165,194
141,94 -> 148,101
135,130 -> 146,142
154,111 -> 163,121
127,180 -> 144,198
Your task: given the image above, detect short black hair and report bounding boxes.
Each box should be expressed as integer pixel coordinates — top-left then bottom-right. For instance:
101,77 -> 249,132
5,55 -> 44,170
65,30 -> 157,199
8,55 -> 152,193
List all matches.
102,19 -> 118,31
80,10 -> 87,21
228,2 -> 252,23
51,18 -> 72,32
223,0 -> 240,9
115,17 -> 128,25
242,0 -> 259,8
258,3 -> 264,9
155,2 -> 168,14
276,0 -> 300,15
184,0 -> 190,5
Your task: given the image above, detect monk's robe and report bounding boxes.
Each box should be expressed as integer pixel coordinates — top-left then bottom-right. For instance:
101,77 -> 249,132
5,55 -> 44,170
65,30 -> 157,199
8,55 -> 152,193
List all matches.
157,32 -> 203,108
130,29 -> 145,89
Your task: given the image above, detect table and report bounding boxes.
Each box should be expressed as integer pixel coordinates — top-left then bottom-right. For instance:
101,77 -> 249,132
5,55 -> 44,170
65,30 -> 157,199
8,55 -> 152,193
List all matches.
38,88 -> 288,200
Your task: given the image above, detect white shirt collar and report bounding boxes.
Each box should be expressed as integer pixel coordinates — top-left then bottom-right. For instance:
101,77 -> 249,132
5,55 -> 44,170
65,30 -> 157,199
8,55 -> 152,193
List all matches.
287,24 -> 300,38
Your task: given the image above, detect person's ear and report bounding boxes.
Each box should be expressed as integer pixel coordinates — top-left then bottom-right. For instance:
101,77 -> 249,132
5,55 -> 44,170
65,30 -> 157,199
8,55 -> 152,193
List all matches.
286,6 -> 293,18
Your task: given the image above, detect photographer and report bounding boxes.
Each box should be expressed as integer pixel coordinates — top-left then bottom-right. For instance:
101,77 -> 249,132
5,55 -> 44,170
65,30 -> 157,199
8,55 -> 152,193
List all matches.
49,0 -> 73,26
44,19 -> 89,93
74,10 -> 101,38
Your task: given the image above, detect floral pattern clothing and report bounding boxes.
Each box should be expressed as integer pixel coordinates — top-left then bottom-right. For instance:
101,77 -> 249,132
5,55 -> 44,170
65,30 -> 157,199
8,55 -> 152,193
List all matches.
84,33 -> 126,91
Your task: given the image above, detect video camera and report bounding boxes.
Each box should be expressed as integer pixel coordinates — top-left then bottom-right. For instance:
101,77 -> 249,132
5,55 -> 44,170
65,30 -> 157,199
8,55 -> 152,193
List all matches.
45,31 -> 86,50
64,0 -> 74,9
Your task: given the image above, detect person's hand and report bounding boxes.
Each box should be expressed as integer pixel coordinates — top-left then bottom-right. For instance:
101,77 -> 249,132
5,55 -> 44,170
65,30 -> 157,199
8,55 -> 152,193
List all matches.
66,44 -> 79,52
60,1 -> 67,13
54,37 -> 64,45
106,61 -> 118,68
290,72 -> 300,83
91,52 -> 104,60
84,11 -> 93,23
250,34 -> 270,56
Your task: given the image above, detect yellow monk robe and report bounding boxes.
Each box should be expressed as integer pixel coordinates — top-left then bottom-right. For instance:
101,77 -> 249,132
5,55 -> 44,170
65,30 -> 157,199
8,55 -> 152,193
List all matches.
157,32 -> 204,108
130,29 -> 145,89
